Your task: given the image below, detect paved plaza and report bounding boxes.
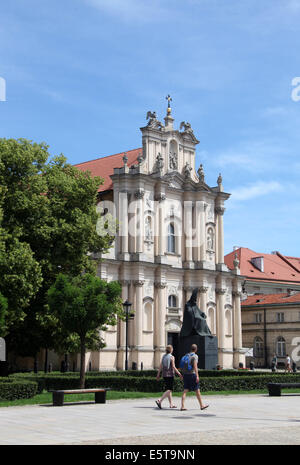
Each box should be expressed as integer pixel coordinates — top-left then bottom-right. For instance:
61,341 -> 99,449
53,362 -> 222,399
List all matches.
0,393 -> 300,445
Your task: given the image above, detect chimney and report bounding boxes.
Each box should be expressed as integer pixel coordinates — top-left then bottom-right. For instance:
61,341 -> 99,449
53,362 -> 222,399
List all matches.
251,256 -> 264,272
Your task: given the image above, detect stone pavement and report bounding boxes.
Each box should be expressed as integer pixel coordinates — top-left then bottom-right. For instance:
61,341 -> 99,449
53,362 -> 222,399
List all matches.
0,393 -> 300,445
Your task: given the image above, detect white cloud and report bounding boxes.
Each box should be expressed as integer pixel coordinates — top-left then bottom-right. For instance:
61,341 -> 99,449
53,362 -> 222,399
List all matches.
84,0 -> 173,22
230,181 -> 283,201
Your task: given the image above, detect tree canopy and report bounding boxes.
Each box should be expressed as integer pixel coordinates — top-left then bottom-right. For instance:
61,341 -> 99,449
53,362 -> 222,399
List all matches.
48,273 -> 122,387
0,138 -> 116,360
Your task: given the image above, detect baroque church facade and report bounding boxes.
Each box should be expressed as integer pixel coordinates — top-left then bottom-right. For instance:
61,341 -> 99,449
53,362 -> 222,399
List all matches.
76,98 -> 245,371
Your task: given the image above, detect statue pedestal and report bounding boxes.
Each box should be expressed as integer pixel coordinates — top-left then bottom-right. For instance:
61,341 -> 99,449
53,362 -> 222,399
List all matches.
179,335 -> 218,370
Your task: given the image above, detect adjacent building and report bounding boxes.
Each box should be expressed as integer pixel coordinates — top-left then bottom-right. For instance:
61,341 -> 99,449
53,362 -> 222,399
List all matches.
241,292 -> 300,368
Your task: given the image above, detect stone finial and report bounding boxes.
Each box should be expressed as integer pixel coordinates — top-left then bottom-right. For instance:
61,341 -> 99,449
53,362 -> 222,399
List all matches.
123,152 -> 128,166
137,152 -> 144,165
217,173 -> 223,191
233,252 -> 240,270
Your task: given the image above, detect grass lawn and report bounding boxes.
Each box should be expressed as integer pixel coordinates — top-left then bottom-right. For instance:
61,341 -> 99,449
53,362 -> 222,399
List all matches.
1,388 -> 300,407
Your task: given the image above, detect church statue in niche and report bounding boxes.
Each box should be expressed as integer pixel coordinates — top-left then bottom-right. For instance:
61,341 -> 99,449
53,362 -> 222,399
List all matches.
169,152 -> 178,170
207,228 -> 214,250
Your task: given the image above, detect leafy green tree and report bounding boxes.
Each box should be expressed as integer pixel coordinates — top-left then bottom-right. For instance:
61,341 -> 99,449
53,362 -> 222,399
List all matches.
0,138 -> 116,363
48,273 -> 122,388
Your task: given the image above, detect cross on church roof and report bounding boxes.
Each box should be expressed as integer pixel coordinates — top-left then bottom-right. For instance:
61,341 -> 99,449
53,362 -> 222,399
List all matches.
166,94 -> 172,114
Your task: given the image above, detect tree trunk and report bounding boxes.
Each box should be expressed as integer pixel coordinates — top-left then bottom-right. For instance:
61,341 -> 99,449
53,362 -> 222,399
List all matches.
79,338 -> 86,389
44,348 -> 48,373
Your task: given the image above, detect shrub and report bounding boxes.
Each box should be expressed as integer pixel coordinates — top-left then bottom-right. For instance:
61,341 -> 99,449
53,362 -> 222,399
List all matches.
0,379 -> 38,400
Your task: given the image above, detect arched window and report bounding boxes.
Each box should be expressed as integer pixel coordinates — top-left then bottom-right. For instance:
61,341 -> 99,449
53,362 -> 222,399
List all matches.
276,337 -> 286,357
254,337 -> 264,357
167,223 -> 176,253
168,295 -> 177,308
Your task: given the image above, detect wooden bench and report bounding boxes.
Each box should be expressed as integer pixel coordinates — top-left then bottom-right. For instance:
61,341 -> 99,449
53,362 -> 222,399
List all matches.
267,382 -> 300,396
50,388 -> 110,406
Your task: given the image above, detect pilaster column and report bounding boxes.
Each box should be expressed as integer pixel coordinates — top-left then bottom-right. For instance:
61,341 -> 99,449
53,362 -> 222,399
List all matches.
133,280 -> 145,347
184,200 -> 193,262
216,288 -> 226,352
199,286 -> 208,312
117,280 -> 130,369
183,286 -> 193,302
195,201 -> 207,262
215,206 -> 225,264
135,189 -> 145,254
119,192 -> 129,255
155,193 -> 166,257
232,291 -> 243,367
154,281 -> 167,366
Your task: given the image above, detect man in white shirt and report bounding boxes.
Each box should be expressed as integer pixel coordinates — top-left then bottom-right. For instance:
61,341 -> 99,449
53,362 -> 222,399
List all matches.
285,354 -> 292,373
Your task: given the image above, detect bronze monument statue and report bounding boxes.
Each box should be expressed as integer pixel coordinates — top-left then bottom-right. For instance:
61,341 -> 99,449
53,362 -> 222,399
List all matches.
180,288 -> 213,338
179,288 -> 218,369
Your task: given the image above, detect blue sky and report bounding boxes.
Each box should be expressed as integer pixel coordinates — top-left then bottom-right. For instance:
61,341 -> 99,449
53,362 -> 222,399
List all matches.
1,0 -> 300,257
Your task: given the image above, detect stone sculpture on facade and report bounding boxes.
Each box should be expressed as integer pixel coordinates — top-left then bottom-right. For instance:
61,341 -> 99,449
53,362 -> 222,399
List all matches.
146,111 -> 163,129
183,161 -> 192,179
169,151 -> 178,170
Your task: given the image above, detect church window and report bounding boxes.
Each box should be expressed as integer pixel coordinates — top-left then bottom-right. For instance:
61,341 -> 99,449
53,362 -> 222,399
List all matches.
168,295 -> 177,308
167,222 -> 176,253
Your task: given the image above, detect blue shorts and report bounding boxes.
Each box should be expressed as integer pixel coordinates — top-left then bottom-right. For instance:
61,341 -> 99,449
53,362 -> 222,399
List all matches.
183,373 -> 199,391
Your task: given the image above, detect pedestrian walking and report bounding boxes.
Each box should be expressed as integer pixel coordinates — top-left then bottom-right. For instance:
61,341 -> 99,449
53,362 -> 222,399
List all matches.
285,354 -> 292,373
271,353 -> 277,372
155,345 -> 183,409
180,344 -> 209,411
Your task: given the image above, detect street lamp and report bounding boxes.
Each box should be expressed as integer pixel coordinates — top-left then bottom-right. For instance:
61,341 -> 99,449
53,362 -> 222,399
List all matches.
123,300 -> 134,371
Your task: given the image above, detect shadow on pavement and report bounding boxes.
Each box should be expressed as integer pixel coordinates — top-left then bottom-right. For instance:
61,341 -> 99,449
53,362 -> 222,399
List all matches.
40,401 -> 95,407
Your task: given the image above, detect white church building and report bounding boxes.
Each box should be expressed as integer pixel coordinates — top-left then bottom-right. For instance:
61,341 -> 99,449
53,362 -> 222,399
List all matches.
74,98 -> 245,371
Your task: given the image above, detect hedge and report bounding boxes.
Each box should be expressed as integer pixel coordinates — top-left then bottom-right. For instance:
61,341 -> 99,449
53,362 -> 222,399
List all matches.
8,373 -> 300,393
0,379 -> 38,401
10,369 -> 275,379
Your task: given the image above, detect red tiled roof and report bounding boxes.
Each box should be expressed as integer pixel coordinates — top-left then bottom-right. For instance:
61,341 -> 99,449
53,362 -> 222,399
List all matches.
242,292 -> 300,307
74,148 -> 142,192
225,248 -> 300,283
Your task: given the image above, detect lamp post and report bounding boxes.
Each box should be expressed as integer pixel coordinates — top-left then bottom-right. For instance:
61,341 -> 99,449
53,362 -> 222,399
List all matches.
123,300 -> 134,371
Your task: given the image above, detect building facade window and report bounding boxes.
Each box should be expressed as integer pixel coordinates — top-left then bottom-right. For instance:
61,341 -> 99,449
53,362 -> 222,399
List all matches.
254,337 -> 264,357
276,336 -> 286,357
167,223 -> 176,253
255,313 -> 262,323
168,295 -> 177,308
276,312 -> 284,323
